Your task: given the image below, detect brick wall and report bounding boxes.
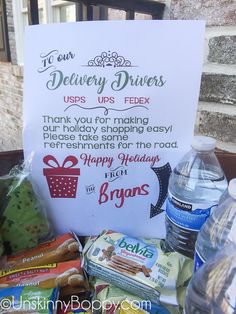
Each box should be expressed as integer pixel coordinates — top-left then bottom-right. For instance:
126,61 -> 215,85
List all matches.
170,0 -> 236,152
0,63 -> 23,150
0,0 -> 235,152
0,0 -> 23,151
6,0 -> 17,65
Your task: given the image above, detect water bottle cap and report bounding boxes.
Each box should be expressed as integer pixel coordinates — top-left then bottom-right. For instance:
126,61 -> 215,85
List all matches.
228,178 -> 236,199
191,136 -> 216,151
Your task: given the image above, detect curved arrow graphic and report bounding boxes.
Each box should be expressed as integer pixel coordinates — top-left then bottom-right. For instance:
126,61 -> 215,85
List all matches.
150,163 -> 172,218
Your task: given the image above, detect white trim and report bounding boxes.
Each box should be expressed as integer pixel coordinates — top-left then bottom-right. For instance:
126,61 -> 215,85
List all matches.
21,0 -> 27,10
51,0 -> 75,7
43,0 -> 51,23
12,0 -> 76,65
51,2 -> 76,23
12,0 -> 25,65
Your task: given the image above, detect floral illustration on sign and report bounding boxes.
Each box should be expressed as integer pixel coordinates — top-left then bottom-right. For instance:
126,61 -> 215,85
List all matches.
86,51 -> 133,67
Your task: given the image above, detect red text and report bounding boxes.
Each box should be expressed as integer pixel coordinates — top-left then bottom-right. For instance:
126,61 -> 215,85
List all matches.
98,182 -> 150,208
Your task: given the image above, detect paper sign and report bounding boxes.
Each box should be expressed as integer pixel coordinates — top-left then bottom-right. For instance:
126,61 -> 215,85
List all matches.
23,20 -> 205,238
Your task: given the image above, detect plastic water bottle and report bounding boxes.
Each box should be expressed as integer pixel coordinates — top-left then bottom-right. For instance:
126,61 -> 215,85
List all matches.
185,244 -> 236,314
165,136 -> 227,258
194,178 -> 236,271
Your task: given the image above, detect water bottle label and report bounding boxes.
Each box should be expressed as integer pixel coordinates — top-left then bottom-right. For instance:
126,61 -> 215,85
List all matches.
229,219 -> 236,243
166,192 -> 217,231
194,249 -> 205,272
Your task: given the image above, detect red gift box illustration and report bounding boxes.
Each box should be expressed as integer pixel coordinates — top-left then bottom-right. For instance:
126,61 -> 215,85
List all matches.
43,155 -> 80,198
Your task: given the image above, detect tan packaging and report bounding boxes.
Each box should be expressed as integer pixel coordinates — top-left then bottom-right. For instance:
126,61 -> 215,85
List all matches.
1,233 -> 81,270
0,259 -> 88,297
84,230 -> 193,306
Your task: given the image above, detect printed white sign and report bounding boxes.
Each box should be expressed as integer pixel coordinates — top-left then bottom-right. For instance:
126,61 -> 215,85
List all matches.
23,20 -> 205,238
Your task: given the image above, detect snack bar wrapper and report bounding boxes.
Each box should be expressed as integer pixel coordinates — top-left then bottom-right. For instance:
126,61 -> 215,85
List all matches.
1,233 -> 82,270
0,158 -> 53,254
57,306 -> 92,314
0,259 -> 89,298
0,286 -> 59,313
90,277 -> 179,314
83,231 -> 193,306
119,300 -> 171,314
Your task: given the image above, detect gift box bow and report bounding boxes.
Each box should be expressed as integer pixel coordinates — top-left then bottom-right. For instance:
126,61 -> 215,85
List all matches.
43,155 -> 80,176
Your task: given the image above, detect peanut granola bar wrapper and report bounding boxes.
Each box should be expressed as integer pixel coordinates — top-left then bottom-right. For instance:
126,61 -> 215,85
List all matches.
83,231 -> 193,306
1,233 -> 82,270
0,259 -> 89,298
